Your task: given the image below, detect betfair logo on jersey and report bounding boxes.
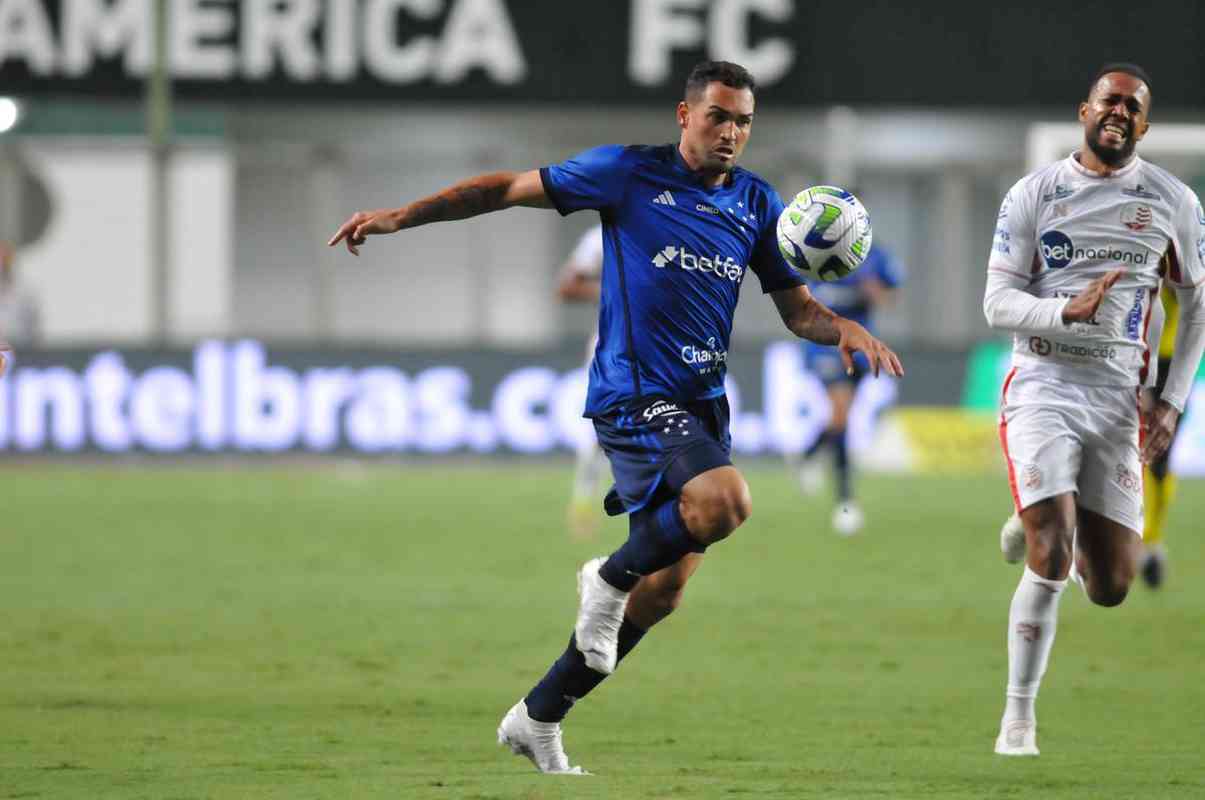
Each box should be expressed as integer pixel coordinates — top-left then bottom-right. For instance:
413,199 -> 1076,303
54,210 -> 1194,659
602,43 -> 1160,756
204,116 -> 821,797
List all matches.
1038,230 -> 1149,270
651,245 -> 745,281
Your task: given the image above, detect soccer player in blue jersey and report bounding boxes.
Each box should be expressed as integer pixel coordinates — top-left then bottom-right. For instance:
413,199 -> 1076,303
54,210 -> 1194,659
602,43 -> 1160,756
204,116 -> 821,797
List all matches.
797,236 -> 903,535
329,61 -> 903,774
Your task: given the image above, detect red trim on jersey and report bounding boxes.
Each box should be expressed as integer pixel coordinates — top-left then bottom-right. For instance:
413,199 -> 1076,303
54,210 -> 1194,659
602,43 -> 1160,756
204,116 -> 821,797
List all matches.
998,367 -> 1021,512
1138,287 -> 1156,385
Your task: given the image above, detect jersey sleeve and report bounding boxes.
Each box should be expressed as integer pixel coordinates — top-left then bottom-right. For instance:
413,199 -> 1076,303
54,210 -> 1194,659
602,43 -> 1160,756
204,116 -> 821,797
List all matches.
1165,188 -> 1205,288
982,176 -> 1069,333
566,224 -> 604,278
750,188 -> 807,294
988,177 -> 1039,280
539,145 -> 631,216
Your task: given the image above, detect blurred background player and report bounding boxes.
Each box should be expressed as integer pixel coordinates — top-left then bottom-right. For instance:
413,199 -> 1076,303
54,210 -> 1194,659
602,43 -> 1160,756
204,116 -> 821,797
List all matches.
984,64 -> 1205,757
1141,282 -> 1184,587
0,241 -> 40,346
558,224 -> 609,538
795,227 -> 903,535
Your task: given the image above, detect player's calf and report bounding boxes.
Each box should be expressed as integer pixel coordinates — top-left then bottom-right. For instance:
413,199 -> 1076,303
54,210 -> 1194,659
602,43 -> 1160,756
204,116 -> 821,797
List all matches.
678,466 -> 752,545
626,553 -> 703,630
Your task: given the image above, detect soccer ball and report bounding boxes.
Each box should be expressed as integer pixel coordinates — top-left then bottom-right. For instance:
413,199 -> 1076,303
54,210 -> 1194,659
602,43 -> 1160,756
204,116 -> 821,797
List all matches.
776,186 -> 872,282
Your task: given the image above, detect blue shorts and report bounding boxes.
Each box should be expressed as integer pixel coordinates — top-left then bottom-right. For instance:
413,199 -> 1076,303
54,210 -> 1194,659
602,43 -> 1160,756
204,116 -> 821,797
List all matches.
594,396 -> 733,516
804,343 -> 868,387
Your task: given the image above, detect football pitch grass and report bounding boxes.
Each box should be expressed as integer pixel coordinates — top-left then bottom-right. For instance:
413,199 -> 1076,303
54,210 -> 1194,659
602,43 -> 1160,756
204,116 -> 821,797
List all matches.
3,463 -> 1203,799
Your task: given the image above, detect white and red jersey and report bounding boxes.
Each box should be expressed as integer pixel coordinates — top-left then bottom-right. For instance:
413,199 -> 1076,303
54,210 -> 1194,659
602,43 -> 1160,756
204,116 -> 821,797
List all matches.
986,153 -> 1205,388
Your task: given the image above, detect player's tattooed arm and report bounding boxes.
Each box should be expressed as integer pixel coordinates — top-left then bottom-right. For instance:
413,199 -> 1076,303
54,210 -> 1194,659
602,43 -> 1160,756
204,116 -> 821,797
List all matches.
772,286 -> 904,378
328,170 -> 550,255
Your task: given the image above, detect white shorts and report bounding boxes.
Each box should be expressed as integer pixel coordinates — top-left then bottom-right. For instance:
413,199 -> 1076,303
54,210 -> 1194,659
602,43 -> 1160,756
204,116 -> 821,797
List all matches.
998,367 -> 1143,534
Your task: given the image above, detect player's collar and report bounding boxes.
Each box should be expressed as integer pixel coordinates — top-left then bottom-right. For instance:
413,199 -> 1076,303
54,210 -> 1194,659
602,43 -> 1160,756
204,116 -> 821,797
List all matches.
672,144 -> 735,189
1067,150 -> 1142,179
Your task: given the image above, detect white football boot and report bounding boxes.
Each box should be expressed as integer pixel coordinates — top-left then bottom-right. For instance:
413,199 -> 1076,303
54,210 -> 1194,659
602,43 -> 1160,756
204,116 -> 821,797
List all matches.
1000,512 -> 1026,563
574,556 -> 630,675
497,700 -> 587,774
994,719 -> 1039,756
832,502 -> 864,537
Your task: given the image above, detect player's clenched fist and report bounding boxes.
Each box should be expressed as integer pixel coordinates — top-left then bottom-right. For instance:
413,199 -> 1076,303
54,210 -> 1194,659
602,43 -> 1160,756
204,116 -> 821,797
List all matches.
1061,267 -> 1124,323
327,209 -> 402,255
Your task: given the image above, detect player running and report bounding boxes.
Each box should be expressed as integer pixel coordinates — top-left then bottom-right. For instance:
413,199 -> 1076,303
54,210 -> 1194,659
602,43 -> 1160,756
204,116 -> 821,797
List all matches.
330,61 -> 903,774
983,63 -> 1205,757
795,231 -> 903,535
557,224 -> 610,539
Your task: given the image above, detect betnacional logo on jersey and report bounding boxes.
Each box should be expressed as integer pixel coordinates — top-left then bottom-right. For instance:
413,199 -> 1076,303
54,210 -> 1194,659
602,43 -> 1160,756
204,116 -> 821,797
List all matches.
1039,231 -> 1075,269
1121,203 -> 1152,231
651,245 -> 745,281
1038,230 -> 1150,270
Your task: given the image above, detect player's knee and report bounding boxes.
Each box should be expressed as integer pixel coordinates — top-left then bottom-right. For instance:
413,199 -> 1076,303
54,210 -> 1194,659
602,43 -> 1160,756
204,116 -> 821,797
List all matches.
681,476 -> 752,544
1086,562 -> 1135,608
1026,522 -> 1073,578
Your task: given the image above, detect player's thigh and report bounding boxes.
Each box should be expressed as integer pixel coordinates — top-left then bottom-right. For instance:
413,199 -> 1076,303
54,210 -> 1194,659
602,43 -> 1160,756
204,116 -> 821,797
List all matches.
1002,401 -> 1082,512
1075,506 -> 1141,604
1019,492 -> 1077,577
1076,397 -> 1143,536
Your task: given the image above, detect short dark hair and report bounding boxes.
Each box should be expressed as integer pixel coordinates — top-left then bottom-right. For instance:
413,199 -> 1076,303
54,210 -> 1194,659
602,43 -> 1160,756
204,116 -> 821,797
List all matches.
684,61 -> 756,102
1090,62 -> 1152,95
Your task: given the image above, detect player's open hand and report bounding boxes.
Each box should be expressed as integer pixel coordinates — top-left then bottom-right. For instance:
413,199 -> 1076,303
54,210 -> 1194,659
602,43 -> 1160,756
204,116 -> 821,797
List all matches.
1062,268 -> 1124,323
1141,399 -> 1180,464
327,209 -> 402,255
835,318 -> 904,378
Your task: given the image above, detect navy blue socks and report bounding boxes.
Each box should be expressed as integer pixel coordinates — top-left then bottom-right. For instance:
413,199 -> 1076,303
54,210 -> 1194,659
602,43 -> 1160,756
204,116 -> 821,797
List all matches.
597,497 -> 700,592
832,430 -> 852,502
524,618 -> 647,722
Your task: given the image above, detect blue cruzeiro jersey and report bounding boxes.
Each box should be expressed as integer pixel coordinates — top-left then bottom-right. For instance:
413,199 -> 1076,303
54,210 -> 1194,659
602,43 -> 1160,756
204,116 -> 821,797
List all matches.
541,144 -> 805,417
804,246 -> 904,333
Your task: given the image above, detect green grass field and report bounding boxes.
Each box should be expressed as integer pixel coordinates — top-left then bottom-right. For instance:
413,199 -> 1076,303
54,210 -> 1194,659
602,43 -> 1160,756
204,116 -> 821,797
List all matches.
2,463 -> 1203,799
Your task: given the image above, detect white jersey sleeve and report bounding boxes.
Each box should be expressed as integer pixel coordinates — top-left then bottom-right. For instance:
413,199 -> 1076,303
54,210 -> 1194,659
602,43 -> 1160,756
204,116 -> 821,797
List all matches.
566,224 -> 604,279
983,177 -> 1070,333
1143,288 -> 1164,390
1158,191 -> 1205,411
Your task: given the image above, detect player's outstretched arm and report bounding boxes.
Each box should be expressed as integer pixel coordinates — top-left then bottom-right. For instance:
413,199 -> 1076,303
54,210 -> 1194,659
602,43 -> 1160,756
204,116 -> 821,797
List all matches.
771,285 -> 903,378
327,170 -> 551,255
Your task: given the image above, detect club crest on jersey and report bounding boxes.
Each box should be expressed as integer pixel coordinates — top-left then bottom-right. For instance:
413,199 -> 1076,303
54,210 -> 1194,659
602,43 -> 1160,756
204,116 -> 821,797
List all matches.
1121,203 -> 1152,231
1121,183 -> 1161,201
